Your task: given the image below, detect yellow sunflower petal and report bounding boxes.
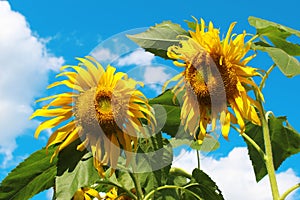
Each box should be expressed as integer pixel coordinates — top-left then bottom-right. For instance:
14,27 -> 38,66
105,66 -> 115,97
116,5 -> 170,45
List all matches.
57,126 -> 81,152
34,115 -> 70,138
46,121 -> 76,149
47,80 -> 84,92
30,107 -> 72,119
85,55 -> 105,76
76,57 -> 101,84
220,110 -> 231,139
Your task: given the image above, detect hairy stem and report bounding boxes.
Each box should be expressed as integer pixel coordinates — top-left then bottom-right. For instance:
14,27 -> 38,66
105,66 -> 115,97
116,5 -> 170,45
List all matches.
259,101 -> 280,199
259,64 -> 276,91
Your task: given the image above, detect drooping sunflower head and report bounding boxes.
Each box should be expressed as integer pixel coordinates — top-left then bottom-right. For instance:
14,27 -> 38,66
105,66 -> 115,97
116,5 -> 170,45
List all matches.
166,19 -> 262,142
31,56 -> 155,176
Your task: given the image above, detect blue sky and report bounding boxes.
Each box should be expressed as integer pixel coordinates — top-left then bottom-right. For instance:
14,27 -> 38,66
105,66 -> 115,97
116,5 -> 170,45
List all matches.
1,0 -> 300,199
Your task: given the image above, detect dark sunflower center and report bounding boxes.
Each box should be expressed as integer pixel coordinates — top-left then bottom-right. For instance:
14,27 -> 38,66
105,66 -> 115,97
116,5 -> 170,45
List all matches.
184,52 -> 238,106
74,87 -> 121,135
94,89 -> 120,132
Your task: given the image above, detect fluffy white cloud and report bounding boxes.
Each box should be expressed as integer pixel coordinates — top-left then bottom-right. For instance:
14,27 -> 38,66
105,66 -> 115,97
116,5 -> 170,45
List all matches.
173,147 -> 300,200
117,48 -> 154,66
90,47 -> 118,63
0,2 -> 64,167
143,66 -> 172,94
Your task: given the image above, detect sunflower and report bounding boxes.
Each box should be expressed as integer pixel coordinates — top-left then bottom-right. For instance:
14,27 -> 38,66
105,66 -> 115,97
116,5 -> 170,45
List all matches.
72,187 -> 100,200
165,19 -> 263,142
31,56 -> 155,176
105,187 -> 118,200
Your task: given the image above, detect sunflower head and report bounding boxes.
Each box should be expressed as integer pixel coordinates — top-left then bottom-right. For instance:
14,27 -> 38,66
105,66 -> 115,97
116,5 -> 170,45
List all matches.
166,19 -> 262,142
31,56 -> 156,176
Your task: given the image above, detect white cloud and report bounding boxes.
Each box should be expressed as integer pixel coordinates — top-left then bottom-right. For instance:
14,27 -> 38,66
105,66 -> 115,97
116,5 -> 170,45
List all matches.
143,66 -> 172,94
173,147 -> 300,200
90,47 -> 118,63
0,2 -> 64,167
117,48 -> 154,66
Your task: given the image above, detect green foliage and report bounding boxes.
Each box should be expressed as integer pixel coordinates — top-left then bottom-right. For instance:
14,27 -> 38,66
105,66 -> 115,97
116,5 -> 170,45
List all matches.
137,133 -> 173,194
249,16 -> 300,77
0,147 -> 57,200
149,89 -> 181,137
244,115 -> 300,182
186,169 -> 224,200
55,140 -> 100,200
127,21 -> 189,59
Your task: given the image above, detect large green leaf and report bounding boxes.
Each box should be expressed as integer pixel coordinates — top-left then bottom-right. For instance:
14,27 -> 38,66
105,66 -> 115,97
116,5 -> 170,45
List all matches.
252,44 -> 300,78
127,21 -> 189,59
187,169 -> 224,200
149,89 -> 181,137
249,16 -> 300,77
249,16 -> 300,37
55,140 -> 100,200
0,147 -> 57,200
244,115 -> 300,182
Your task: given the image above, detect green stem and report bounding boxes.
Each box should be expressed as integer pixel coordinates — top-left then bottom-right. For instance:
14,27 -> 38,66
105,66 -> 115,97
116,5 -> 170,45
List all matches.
243,133 -> 266,159
129,172 -> 144,200
254,63 -> 280,199
259,64 -> 276,91
259,101 -> 280,200
196,150 -> 201,169
169,167 -> 192,179
279,183 -> 300,200
143,184 -> 203,200
231,124 -> 265,159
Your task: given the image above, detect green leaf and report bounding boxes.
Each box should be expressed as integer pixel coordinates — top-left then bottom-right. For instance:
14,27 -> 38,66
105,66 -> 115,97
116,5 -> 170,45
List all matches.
127,21 -> 189,59
252,44 -> 300,78
188,168 -> 224,200
249,16 -> 300,37
244,115 -> 300,182
149,89 -> 181,137
249,16 -> 300,77
0,147 -> 57,200
55,140 -> 100,200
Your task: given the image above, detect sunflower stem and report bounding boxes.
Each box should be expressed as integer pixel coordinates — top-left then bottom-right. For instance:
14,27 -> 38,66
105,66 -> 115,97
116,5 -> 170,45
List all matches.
259,64 -> 276,91
259,102 -> 280,200
279,183 -> 300,200
231,124 -> 265,159
230,124 -> 263,157
129,172 -> 144,200
196,150 -> 201,169
243,133 -> 265,159
169,167 -> 192,179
